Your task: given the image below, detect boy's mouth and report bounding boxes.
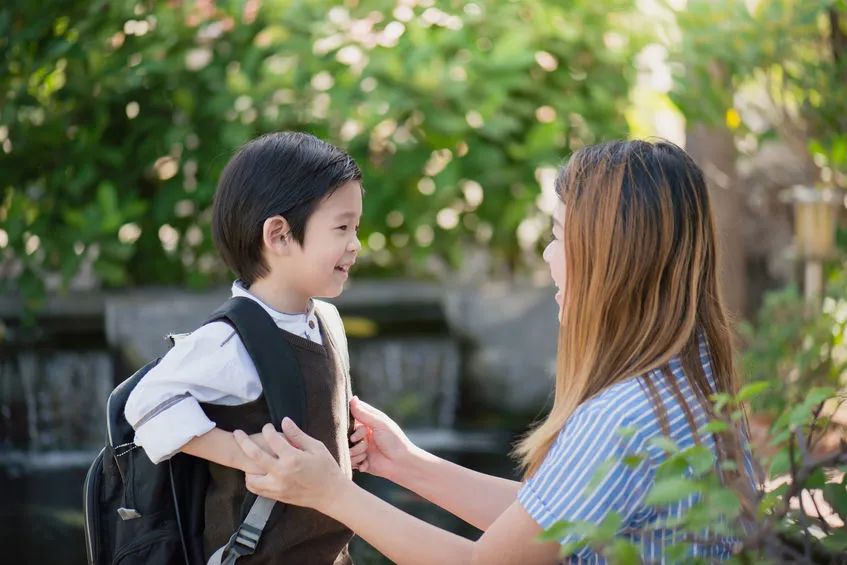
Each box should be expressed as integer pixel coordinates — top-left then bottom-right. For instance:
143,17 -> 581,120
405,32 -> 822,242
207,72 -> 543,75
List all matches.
335,264 -> 351,273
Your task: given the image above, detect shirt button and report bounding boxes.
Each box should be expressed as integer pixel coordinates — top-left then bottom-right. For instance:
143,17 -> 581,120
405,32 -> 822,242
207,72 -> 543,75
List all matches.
308,320 -> 315,329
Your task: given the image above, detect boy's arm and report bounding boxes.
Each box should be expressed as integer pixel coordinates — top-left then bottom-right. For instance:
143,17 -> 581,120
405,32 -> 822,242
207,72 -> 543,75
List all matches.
125,321 -> 275,468
182,428 -> 273,474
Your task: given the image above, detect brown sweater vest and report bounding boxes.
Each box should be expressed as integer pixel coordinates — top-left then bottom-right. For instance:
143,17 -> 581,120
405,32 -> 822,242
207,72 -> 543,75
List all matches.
200,323 -> 354,564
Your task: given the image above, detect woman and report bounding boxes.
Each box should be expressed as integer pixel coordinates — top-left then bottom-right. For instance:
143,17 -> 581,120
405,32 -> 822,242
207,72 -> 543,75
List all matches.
234,139 -> 753,563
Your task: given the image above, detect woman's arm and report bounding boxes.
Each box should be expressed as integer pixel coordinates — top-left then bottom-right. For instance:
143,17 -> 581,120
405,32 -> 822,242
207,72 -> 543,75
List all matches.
350,398 -> 520,530
396,447 -> 521,531
327,480 -> 553,565
234,421 -> 560,565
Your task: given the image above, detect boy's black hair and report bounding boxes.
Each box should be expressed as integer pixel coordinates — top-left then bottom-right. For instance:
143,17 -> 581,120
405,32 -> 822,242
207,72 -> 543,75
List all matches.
212,131 -> 362,286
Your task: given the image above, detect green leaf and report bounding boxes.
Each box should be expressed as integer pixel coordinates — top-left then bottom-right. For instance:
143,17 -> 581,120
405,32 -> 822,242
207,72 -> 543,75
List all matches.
681,445 -> 715,476
769,449 -> 793,477
707,488 -> 741,520
616,425 -> 637,439
758,482 -> 788,515
649,436 -> 680,454
656,453 -> 691,480
539,520 -> 573,543
712,393 -> 731,413
594,512 -> 623,541
698,420 -> 730,435
806,387 -> 836,407
735,381 -> 771,402
822,482 -> 847,517
665,542 -> 690,562
622,453 -> 646,468
646,477 -> 703,506
806,468 -> 827,490
821,530 -> 847,552
605,539 -> 640,563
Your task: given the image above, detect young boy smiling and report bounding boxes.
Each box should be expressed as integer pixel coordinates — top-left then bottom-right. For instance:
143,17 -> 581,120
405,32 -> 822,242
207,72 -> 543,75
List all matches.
125,132 -> 364,564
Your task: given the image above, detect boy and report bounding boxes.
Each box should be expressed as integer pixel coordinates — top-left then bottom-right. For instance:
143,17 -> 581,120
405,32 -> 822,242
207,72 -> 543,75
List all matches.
125,131 -> 363,564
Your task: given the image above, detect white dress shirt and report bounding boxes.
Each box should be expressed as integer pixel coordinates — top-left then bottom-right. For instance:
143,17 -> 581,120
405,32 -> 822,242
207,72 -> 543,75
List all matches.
124,281 -> 325,464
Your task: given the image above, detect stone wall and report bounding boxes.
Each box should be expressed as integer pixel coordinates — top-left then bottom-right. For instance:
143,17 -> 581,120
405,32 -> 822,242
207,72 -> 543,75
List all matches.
1,280 -> 559,420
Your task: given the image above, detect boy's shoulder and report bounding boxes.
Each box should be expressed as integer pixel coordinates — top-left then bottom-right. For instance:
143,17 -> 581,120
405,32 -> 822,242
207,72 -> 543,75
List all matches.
159,320 -> 243,365
175,319 -> 237,345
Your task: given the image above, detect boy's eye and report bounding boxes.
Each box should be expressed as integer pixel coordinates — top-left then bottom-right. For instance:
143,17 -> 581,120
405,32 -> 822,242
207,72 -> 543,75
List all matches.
337,225 -> 348,231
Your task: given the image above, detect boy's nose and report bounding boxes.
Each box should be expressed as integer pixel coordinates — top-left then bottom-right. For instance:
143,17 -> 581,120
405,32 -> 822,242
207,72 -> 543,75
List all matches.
349,237 -> 362,253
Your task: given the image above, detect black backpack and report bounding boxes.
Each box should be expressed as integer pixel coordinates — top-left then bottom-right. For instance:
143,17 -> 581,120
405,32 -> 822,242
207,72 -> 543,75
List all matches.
83,297 -> 308,565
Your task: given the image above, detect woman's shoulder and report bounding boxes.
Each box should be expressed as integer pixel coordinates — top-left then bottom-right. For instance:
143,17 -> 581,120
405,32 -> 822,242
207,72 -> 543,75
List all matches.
574,375 -> 652,423
567,368 -> 696,440
569,362 -> 709,450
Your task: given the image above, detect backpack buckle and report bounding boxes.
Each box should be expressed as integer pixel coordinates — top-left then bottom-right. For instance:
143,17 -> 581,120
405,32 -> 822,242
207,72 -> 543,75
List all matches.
224,522 -> 262,557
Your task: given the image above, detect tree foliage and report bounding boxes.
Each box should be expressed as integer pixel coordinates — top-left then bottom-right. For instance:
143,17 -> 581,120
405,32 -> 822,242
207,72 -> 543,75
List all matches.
669,0 -> 847,183
0,0 -> 643,305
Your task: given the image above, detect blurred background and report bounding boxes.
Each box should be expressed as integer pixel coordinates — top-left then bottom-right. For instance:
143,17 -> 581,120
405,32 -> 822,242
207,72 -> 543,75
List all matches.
0,0 -> 845,563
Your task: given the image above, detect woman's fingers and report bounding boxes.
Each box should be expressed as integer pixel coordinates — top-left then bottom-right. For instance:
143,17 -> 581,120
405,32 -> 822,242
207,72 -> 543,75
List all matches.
245,470 -> 283,497
234,429 -> 278,472
244,472 -> 266,495
280,417 -> 324,453
260,422 -> 299,456
349,396 -> 386,427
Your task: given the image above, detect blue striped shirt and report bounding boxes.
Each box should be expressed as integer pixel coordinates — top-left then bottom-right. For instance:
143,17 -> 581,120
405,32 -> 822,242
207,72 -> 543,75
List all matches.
518,349 -> 743,563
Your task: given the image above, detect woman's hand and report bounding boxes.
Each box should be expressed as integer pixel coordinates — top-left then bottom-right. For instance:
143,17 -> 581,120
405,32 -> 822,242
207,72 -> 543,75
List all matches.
348,422 -> 369,471
233,418 -> 349,513
248,432 -> 273,455
348,396 -> 420,481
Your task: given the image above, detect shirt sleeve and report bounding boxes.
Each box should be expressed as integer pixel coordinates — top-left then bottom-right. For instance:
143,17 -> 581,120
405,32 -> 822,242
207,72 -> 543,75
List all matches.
518,406 -> 653,554
124,321 -> 262,464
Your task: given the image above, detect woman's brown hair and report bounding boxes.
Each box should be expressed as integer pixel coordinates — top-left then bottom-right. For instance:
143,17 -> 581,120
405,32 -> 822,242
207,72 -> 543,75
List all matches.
517,139 -> 741,479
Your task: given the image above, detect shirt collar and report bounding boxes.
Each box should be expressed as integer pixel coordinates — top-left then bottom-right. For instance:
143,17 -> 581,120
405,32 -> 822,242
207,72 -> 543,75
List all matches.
230,280 -> 317,324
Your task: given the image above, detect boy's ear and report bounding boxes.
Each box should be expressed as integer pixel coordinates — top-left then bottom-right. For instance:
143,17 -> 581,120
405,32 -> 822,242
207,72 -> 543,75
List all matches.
262,215 -> 293,256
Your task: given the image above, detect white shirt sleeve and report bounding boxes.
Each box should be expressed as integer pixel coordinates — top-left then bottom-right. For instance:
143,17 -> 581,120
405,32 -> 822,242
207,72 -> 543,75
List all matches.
124,321 -> 262,464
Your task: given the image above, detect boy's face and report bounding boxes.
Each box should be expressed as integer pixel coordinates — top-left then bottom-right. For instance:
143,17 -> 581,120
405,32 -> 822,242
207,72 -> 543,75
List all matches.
287,180 -> 363,300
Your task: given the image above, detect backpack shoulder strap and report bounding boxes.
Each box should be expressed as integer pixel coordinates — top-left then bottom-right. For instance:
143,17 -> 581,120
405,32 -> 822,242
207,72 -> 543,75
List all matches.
206,296 -> 306,428
204,296 -> 306,564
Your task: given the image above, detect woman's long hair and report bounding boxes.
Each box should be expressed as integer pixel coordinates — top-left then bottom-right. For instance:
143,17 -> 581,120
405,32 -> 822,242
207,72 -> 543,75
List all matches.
516,139 -> 741,478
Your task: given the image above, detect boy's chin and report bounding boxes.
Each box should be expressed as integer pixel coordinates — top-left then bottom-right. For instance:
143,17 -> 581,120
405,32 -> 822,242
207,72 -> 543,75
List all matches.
316,285 -> 345,299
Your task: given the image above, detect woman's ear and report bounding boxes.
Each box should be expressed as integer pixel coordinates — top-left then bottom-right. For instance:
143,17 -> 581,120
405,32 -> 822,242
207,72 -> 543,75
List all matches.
262,215 -> 292,256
